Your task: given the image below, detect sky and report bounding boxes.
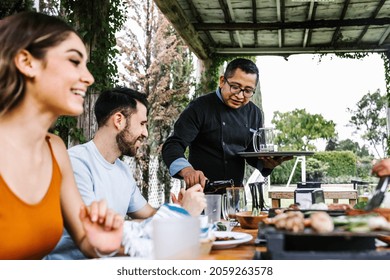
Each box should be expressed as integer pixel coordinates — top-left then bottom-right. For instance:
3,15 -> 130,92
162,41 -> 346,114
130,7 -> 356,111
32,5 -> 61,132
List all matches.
256,53 -> 387,151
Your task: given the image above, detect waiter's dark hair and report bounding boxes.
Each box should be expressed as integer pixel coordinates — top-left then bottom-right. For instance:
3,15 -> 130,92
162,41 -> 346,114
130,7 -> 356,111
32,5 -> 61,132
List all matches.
224,58 -> 259,85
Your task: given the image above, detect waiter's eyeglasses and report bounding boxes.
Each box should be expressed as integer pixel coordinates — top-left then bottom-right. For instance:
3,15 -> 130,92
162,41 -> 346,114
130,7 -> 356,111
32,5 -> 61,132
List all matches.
224,78 -> 255,98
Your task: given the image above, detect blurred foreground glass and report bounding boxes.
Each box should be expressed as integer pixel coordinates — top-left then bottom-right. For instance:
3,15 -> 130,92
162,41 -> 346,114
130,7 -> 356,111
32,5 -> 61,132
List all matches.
357,184 -> 373,204
152,217 -> 200,260
253,127 -> 275,152
204,194 -> 222,224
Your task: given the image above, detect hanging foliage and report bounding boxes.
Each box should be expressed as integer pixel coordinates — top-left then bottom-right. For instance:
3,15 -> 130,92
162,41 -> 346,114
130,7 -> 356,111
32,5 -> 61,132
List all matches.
48,0 -> 127,146
0,0 -> 33,17
117,0 -> 194,202
381,52 -> 390,156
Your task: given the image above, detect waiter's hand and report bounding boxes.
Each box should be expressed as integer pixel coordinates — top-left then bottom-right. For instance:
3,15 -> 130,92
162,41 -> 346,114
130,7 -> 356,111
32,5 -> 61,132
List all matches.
179,184 -> 206,216
258,156 -> 293,169
179,166 -> 207,188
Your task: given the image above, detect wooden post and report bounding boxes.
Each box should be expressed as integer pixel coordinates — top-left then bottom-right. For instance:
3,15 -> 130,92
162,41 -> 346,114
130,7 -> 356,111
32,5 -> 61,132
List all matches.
385,50 -> 390,156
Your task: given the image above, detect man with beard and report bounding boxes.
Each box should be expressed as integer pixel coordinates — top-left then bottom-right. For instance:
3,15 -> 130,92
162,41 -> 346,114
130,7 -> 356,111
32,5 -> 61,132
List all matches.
45,87 -> 205,259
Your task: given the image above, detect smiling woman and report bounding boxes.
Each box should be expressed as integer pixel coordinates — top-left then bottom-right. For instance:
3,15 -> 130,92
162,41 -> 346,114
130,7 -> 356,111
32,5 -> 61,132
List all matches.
0,11 -> 123,260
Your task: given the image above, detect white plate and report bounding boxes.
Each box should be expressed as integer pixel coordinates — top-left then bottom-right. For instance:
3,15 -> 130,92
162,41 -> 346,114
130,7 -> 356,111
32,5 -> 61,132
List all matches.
212,231 -> 253,250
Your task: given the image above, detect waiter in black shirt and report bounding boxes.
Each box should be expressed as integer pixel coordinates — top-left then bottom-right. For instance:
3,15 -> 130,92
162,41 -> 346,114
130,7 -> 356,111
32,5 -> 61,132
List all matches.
162,58 -> 291,193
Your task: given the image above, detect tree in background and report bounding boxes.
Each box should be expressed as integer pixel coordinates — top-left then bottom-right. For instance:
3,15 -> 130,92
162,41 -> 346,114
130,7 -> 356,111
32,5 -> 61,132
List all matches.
116,0 -> 193,201
347,89 -> 387,159
326,138 -> 370,158
272,108 -> 336,151
0,0 -> 33,17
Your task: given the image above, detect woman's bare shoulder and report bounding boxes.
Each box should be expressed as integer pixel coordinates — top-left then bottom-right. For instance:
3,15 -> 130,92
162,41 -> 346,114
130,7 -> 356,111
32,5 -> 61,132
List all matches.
46,133 -> 69,163
46,133 -> 67,148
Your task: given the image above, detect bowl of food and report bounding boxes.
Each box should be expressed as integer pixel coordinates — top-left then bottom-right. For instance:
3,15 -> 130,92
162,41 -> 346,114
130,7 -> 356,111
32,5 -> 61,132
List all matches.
236,211 -> 268,229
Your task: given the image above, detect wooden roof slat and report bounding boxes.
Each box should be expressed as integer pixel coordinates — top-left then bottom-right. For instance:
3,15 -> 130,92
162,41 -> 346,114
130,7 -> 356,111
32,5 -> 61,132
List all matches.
303,1 -> 318,48
217,0 -> 237,47
194,18 -> 390,31
276,0 -> 284,48
153,0 -> 210,60
252,0 -> 258,47
356,0 -> 386,44
184,0 -> 216,46
331,0 -> 351,46
379,26 -> 390,45
226,0 -> 243,48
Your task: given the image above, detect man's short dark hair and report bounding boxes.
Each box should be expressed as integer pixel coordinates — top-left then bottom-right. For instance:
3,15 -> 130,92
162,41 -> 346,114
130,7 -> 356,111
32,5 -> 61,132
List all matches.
224,58 -> 259,85
94,87 -> 149,127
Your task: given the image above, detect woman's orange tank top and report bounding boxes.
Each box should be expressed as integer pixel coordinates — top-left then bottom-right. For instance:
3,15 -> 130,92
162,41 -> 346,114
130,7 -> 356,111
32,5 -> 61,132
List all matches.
0,136 -> 63,259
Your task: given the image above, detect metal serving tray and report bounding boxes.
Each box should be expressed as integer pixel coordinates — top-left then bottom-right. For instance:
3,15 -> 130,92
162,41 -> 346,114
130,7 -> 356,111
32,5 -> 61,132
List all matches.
238,151 -> 314,157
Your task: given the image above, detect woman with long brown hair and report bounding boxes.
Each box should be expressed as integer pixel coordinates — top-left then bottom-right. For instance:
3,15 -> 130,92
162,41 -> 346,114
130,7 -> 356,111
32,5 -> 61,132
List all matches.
0,11 -> 123,259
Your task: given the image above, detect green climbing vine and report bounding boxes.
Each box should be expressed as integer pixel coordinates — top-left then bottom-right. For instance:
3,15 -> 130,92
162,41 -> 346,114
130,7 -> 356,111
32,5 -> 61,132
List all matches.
50,0 -> 127,146
381,52 -> 390,156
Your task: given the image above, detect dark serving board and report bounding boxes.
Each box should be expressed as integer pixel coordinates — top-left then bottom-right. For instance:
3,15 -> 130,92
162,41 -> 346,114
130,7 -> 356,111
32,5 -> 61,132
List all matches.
238,151 -> 315,157
255,223 -> 390,259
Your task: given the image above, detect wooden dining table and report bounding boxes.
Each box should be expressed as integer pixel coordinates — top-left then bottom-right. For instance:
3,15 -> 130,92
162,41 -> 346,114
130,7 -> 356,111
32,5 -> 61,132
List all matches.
203,226 -> 264,260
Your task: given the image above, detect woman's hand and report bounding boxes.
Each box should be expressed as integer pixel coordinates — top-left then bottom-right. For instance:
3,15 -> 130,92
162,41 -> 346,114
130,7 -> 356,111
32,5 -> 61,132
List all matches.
79,200 -> 123,255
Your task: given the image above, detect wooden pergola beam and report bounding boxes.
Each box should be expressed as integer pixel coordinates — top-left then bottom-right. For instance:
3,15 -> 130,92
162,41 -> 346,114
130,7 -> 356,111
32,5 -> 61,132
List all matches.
153,0 -> 210,60
194,17 -> 390,31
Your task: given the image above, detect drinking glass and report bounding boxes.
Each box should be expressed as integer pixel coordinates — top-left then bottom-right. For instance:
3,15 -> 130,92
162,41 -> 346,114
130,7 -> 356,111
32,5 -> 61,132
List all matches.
222,187 -> 247,223
204,194 -> 222,224
253,127 -> 275,152
357,184 -> 372,204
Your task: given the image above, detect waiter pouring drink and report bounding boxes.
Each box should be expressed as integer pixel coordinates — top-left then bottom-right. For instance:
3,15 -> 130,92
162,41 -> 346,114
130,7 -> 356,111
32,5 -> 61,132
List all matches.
162,58 -> 291,195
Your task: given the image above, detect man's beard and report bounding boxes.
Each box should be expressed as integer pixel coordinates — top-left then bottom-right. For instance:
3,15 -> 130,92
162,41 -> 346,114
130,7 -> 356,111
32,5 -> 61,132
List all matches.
116,128 -> 138,157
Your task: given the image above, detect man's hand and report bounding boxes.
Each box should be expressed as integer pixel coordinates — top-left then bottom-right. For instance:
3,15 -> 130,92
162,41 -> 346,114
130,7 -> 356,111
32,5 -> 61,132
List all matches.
259,156 -> 293,169
178,184 -> 206,216
179,166 -> 207,188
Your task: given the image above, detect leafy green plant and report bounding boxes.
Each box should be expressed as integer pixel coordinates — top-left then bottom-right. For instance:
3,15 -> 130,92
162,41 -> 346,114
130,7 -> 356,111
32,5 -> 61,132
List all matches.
272,109 -> 336,151
270,159 -> 302,185
51,116 -> 86,148
49,0 -> 127,144
0,0 -> 33,17
313,151 -> 357,178
306,158 -> 329,182
347,89 -> 387,158
381,52 -> 390,156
